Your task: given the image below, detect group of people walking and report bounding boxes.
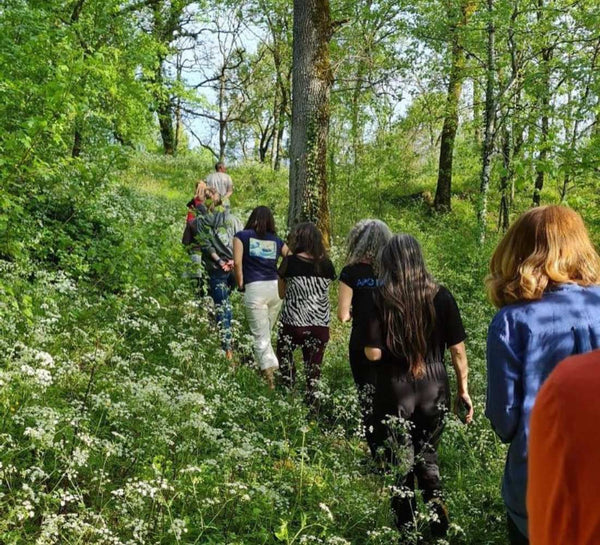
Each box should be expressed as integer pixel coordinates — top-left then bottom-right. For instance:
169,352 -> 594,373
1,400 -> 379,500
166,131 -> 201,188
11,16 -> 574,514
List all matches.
184,169 -> 600,545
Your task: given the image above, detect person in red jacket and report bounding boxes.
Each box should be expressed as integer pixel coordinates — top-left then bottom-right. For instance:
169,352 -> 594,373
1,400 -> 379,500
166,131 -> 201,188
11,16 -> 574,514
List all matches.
528,349 -> 600,545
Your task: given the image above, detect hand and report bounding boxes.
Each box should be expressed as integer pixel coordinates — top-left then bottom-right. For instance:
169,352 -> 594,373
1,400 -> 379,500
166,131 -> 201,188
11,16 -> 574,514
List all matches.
454,392 -> 474,424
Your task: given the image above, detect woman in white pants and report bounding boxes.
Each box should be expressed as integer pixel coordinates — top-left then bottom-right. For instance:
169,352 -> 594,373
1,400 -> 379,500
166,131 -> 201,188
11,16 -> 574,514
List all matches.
233,206 -> 289,387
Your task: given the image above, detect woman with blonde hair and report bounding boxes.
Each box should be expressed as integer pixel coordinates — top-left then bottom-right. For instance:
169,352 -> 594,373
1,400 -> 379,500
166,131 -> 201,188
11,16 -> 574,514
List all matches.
485,205 -> 600,545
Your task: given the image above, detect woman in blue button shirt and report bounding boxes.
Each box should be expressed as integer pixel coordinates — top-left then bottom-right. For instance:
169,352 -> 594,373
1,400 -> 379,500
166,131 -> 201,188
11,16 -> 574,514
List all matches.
485,205 -> 600,545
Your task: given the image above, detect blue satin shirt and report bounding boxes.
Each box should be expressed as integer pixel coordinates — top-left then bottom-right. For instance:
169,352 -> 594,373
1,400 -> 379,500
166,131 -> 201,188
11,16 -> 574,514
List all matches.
486,283 -> 600,537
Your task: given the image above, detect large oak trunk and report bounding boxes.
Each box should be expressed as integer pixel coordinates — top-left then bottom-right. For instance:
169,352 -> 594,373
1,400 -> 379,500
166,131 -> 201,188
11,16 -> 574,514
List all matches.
288,0 -> 332,245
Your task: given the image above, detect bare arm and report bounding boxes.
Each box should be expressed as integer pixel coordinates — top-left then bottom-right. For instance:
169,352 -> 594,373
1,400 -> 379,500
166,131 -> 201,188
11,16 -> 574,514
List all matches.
278,277 -> 286,299
281,243 -> 290,257
364,347 -> 382,361
449,342 -> 474,423
337,282 -> 353,322
233,237 -> 244,289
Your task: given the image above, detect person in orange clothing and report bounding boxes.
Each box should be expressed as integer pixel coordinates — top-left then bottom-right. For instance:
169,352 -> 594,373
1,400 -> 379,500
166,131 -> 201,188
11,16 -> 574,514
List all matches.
528,349 -> 600,545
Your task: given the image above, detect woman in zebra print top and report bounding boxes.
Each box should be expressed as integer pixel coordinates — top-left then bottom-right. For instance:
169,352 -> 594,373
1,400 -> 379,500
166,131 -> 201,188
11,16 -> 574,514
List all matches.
276,222 -> 336,408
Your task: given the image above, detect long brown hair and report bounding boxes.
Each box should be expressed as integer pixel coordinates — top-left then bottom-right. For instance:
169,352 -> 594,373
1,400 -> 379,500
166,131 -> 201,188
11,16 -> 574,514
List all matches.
486,205 -> 600,308
244,206 -> 276,236
288,222 -> 327,272
376,234 -> 437,378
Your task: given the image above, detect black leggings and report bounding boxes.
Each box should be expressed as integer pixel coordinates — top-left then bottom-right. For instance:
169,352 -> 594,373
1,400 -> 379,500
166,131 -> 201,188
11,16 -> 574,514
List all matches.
371,361 -> 450,535
349,349 -> 378,455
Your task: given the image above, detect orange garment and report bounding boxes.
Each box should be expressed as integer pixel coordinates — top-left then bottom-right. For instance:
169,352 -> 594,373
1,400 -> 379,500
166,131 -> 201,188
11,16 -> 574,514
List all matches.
528,349 -> 600,545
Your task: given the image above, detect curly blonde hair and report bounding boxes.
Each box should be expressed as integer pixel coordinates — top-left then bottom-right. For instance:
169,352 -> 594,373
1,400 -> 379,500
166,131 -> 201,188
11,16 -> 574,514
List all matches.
486,205 -> 600,308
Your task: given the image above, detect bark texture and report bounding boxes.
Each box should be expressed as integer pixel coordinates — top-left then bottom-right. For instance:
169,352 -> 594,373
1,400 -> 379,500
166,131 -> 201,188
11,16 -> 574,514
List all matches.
434,0 -> 477,212
288,0 -> 333,245
478,0 -> 496,243
532,0 -> 553,206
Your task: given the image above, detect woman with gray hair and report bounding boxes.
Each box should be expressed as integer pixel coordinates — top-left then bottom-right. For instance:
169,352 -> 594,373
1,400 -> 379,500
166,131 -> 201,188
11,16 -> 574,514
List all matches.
338,219 -> 392,455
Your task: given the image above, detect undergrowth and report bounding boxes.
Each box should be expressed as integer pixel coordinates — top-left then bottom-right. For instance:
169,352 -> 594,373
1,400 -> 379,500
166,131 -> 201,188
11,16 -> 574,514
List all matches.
0,153 -> 512,544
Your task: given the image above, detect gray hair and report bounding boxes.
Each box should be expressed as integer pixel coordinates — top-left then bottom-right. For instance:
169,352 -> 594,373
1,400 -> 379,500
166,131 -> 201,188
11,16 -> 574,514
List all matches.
345,219 -> 392,266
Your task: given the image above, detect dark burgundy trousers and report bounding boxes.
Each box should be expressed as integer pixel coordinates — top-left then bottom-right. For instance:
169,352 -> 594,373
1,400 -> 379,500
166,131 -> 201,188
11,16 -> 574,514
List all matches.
276,323 -> 329,407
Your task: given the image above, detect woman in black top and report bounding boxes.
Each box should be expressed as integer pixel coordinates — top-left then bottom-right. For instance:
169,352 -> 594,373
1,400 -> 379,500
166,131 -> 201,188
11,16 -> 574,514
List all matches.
365,234 -> 473,540
277,222 -> 336,408
338,219 -> 391,454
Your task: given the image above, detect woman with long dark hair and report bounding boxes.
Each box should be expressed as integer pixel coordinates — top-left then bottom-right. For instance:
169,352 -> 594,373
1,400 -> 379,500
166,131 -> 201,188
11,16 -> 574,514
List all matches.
338,219 -> 391,454
485,205 -> 600,545
276,222 -> 336,407
364,234 -> 473,540
233,206 -> 289,388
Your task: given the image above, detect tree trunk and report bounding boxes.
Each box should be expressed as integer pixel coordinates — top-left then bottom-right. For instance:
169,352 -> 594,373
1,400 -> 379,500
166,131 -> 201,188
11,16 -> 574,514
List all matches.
473,77 -> 482,146
434,0 -> 476,212
72,126 -> 82,158
153,55 -> 175,155
532,0 -> 553,207
157,97 -> 175,155
498,125 -> 512,231
288,0 -> 333,245
174,52 -> 183,155
218,74 -> 226,162
351,66 -> 364,166
478,0 -> 496,243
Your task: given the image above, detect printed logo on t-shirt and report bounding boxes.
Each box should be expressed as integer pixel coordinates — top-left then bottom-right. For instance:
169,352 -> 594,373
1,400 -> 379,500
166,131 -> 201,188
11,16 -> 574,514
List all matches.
249,238 -> 277,259
356,277 -> 382,288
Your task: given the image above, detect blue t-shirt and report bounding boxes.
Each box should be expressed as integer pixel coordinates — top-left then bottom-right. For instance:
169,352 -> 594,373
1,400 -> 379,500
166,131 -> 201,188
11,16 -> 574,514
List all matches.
235,229 -> 284,285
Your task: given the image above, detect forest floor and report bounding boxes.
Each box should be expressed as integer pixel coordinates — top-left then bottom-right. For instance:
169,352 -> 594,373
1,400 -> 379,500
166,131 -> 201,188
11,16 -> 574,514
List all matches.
1,153 -> 512,544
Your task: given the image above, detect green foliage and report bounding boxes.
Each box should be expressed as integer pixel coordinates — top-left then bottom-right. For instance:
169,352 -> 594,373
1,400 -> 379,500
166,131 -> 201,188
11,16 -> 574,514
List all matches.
1,153 -> 513,544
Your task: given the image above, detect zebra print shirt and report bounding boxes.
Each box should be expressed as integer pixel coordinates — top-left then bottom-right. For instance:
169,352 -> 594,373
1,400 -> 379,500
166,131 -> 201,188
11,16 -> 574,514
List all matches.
278,255 -> 336,327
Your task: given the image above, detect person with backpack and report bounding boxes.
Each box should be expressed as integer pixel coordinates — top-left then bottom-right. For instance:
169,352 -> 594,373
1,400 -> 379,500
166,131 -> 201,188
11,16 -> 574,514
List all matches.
338,219 -> 391,453
276,222 -> 336,408
364,234 -> 473,541
185,187 -> 242,360
233,206 -> 289,388
485,205 -> 600,545
182,181 -> 208,295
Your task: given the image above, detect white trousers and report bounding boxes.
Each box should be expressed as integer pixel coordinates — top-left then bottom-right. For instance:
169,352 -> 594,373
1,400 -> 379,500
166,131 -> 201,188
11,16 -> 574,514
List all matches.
244,281 -> 282,370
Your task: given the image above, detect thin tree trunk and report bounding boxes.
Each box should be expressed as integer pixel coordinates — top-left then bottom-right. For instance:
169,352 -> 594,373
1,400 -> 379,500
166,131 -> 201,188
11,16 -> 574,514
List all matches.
478,0 -> 496,243
351,66 -> 364,166
154,55 -> 175,155
532,0 -> 553,206
434,0 -> 477,211
174,52 -> 183,155
72,126 -> 82,158
473,77 -> 482,146
218,74 -> 226,162
498,125 -> 512,231
288,0 -> 333,245
271,93 -> 280,168
157,98 -> 175,155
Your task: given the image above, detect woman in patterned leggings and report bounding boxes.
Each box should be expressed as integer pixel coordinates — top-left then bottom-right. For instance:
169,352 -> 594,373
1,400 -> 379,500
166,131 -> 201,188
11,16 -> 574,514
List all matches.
276,222 -> 336,408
